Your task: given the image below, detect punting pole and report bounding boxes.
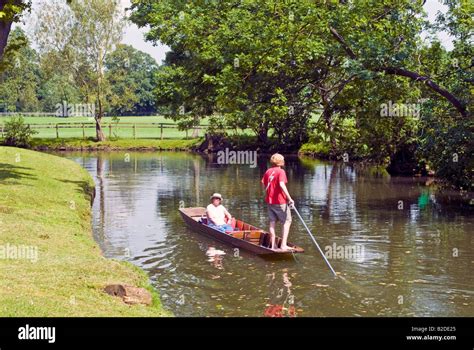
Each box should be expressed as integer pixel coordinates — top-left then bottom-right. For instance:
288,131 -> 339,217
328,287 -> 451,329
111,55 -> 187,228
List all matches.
290,204 -> 337,277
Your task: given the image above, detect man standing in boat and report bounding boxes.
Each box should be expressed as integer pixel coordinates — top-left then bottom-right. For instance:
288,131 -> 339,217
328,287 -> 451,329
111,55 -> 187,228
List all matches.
261,153 -> 294,251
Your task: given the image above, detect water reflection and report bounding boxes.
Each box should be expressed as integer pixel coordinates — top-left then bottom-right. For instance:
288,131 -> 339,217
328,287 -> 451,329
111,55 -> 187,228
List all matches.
61,151 -> 473,317
264,271 -> 297,317
206,246 -> 226,270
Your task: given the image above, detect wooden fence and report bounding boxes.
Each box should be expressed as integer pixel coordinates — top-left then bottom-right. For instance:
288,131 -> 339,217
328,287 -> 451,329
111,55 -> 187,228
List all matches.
0,122 -> 216,139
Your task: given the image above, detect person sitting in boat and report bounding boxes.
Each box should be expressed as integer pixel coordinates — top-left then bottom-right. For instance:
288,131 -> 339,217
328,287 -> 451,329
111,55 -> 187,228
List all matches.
206,193 -> 234,233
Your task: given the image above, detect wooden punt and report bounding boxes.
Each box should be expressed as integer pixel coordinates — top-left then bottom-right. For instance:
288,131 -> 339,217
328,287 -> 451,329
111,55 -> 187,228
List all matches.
179,207 -> 304,255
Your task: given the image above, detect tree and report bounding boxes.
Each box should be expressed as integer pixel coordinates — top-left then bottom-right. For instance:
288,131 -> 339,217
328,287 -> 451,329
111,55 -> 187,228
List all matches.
414,0 -> 473,189
0,0 -> 31,61
30,0 -> 124,141
131,0 -> 471,188
69,0 -> 124,140
0,27 -> 40,112
325,0 -> 469,119
105,44 -> 159,116
131,0 -> 330,147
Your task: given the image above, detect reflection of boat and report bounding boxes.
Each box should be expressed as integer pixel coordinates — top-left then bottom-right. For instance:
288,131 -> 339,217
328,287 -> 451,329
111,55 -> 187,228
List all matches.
179,207 -> 304,255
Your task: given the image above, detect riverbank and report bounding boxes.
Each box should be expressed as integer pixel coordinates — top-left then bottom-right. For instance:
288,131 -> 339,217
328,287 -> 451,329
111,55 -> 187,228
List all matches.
29,137 -> 201,151
0,147 -> 171,316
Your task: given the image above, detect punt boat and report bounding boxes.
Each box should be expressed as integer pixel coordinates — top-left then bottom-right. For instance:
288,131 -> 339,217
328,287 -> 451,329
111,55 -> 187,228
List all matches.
179,207 -> 304,255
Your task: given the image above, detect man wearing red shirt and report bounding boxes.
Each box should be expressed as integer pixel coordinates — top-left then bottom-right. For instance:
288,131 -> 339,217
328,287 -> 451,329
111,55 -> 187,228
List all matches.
261,153 -> 294,251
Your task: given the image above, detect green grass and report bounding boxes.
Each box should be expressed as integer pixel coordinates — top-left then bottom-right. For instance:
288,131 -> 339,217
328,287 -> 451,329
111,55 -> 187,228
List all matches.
0,147 -> 172,316
0,115 -> 257,139
0,116 -> 203,139
29,137 -> 202,151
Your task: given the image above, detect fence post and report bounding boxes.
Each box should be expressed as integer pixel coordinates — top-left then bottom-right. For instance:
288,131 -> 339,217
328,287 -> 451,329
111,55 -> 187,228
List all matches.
82,123 -> 85,139
56,124 -> 59,138
185,129 -> 188,139
109,124 -> 112,138
160,123 -> 163,140
133,124 -> 136,139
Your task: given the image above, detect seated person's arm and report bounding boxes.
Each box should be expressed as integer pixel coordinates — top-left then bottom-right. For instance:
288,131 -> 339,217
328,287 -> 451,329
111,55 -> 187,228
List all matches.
224,208 -> 232,221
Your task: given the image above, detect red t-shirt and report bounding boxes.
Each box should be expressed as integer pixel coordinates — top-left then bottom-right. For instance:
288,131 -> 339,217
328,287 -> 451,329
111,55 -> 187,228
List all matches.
261,167 -> 288,204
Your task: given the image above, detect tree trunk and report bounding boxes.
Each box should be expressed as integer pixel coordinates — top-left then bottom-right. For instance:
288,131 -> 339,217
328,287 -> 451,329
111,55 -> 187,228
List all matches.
191,115 -> 199,138
257,122 -> 268,145
95,116 -> 106,141
0,0 -> 25,61
320,91 -> 337,157
0,14 -> 13,61
323,109 -> 336,157
95,95 -> 106,141
95,88 -> 105,142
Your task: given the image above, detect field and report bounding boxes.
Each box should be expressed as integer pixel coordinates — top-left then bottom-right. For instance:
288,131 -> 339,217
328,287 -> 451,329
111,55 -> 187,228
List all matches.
0,115 -> 256,139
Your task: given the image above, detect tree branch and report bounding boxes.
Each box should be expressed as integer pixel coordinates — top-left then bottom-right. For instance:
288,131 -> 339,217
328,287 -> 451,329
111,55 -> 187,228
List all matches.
377,67 -> 468,118
328,26 -> 469,118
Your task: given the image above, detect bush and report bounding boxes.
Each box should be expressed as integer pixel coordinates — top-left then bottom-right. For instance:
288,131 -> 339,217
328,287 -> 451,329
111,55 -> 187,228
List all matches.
419,117 -> 473,190
299,141 -> 332,158
3,116 -> 38,148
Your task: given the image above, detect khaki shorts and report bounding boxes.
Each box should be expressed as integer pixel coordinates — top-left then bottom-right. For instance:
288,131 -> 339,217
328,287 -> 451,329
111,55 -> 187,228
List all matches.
268,204 -> 292,223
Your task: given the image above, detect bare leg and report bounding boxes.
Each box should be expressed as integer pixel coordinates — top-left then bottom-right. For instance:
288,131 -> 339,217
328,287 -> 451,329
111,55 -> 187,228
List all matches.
280,220 -> 292,250
269,221 -> 277,249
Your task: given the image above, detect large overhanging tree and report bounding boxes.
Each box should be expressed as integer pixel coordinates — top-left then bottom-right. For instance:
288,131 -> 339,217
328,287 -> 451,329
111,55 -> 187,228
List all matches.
130,0 -> 469,147
325,0 -> 469,119
131,0 -> 333,147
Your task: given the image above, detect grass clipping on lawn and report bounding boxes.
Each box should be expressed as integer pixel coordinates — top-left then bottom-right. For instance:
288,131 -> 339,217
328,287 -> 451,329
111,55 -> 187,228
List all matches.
0,147 -> 171,316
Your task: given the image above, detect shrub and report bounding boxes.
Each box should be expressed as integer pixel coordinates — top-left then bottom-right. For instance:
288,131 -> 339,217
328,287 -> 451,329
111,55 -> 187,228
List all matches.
3,116 -> 38,148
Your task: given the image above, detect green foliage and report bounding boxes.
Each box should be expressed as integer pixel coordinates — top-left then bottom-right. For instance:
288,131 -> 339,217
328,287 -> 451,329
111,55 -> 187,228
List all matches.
105,44 -> 159,115
0,0 -> 31,22
131,0 -> 329,147
414,1 -> 474,189
299,141 -> 332,158
0,28 -> 40,112
3,116 -> 38,148
420,114 -> 473,190
129,0 -> 470,188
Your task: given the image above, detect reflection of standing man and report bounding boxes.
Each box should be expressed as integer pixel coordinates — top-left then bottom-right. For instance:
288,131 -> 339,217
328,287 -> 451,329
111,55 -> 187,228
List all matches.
261,153 -> 294,251
264,270 -> 296,317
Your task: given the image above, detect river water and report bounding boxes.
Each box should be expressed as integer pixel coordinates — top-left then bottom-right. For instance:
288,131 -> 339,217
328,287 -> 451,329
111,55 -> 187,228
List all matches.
61,151 -> 473,317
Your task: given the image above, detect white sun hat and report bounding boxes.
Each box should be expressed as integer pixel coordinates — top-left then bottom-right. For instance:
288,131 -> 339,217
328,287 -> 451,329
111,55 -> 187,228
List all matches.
210,193 -> 223,200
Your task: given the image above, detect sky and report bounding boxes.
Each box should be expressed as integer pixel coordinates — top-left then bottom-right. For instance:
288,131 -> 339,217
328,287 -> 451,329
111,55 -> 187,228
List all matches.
19,0 -> 454,64
119,0 -> 169,64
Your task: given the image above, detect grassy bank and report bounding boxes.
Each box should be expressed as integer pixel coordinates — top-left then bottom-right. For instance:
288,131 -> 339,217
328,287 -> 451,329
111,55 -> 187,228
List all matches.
0,147 -> 171,316
29,137 -> 201,151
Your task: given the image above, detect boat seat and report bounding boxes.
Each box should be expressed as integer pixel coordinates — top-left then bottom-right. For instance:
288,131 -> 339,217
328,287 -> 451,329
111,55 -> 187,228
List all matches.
245,231 -> 263,245
230,230 -> 263,245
